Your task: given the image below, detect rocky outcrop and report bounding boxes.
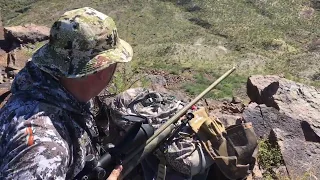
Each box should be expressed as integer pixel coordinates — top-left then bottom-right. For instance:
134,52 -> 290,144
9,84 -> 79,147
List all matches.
247,75 -> 320,136
4,23 -> 50,44
245,75 -> 320,179
0,23 -> 49,73
0,23 -> 46,79
271,128 -> 320,179
243,103 -> 299,139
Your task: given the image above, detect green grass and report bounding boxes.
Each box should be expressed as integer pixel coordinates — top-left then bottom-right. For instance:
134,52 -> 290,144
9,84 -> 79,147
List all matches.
107,62 -> 152,95
0,0 -> 38,24
1,0 -> 320,99
258,139 -> 285,179
183,72 -> 247,99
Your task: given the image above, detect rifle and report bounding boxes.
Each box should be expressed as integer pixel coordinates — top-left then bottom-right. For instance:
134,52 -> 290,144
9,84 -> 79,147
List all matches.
75,67 -> 236,180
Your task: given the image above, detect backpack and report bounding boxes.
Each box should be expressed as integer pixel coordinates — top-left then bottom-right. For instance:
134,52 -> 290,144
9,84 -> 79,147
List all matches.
188,107 -> 258,179
96,87 -> 258,179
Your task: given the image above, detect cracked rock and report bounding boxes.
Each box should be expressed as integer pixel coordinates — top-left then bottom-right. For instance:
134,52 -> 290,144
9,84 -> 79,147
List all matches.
245,75 -> 320,178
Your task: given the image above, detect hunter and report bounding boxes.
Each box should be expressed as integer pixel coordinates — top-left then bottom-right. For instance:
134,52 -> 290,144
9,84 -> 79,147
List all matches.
0,7 -> 132,179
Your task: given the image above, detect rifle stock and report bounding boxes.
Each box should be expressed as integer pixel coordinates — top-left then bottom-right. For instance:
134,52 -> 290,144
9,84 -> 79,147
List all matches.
119,67 -> 236,179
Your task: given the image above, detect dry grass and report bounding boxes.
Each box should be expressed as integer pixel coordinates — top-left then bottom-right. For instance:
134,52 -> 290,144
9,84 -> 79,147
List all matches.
1,0 -> 320,100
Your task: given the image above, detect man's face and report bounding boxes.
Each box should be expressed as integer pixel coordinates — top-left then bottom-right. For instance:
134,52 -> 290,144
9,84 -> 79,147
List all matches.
101,63 -> 117,85
91,63 -> 117,97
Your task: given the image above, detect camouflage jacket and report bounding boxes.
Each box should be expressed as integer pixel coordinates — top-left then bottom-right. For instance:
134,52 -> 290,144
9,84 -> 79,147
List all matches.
0,61 -> 100,179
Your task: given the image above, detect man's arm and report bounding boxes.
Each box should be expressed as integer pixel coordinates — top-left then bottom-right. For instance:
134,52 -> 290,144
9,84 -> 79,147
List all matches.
0,116 -> 70,180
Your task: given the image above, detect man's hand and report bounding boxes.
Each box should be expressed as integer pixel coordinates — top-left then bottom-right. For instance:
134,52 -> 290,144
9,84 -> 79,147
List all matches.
107,165 -> 123,180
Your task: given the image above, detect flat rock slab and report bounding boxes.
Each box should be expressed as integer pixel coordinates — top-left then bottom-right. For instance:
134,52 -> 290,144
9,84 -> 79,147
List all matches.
4,23 -> 50,44
245,75 -> 320,179
272,128 -> 320,179
244,103 -> 320,178
243,103 -> 303,139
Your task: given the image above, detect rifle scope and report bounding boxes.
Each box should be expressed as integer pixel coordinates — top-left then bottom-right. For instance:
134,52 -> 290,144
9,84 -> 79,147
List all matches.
74,115 -> 154,180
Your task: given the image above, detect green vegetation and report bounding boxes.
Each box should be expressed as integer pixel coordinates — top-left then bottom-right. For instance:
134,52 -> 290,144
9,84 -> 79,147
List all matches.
0,0 -> 37,23
108,63 -> 151,95
183,73 -> 247,99
1,0 -> 320,99
258,139 -> 285,179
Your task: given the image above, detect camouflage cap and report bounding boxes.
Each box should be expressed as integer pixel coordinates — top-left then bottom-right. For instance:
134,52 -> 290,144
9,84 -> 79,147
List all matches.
32,7 -> 133,78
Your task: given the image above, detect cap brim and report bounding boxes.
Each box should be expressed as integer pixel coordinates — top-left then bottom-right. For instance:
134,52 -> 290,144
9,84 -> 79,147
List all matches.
76,38 -> 133,78
32,38 -> 133,78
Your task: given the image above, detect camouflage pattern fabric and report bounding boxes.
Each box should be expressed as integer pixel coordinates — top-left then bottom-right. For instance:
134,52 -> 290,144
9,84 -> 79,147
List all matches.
103,88 -> 214,178
0,61 -> 100,179
106,87 -> 186,131
153,124 -> 214,177
32,7 -> 133,78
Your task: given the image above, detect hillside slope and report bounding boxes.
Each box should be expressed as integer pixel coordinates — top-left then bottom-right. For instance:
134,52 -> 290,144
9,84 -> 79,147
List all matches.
1,0 -> 320,99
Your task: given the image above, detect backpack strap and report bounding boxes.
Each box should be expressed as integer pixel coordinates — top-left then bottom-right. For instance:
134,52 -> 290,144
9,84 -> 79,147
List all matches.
156,156 -> 167,180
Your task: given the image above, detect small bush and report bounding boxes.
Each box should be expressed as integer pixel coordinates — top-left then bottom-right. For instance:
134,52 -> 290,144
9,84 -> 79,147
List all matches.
258,139 -> 284,179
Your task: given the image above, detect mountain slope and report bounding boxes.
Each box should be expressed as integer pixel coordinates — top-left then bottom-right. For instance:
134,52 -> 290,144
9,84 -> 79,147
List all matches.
1,0 -> 320,98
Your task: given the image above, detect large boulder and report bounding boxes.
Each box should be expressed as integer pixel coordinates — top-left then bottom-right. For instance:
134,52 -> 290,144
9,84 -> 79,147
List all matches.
247,75 -> 320,136
245,75 -> 320,178
243,103 -> 320,178
271,128 -> 320,179
4,23 -> 50,44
